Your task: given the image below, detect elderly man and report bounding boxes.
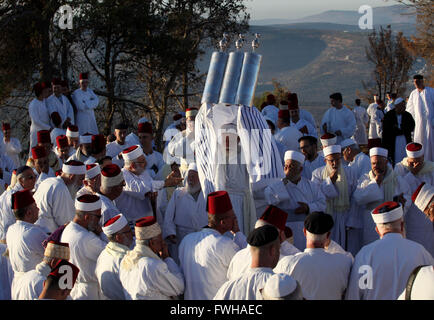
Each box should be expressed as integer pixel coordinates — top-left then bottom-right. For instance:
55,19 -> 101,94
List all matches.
412,182 -> 434,223
353,147 -> 411,247
12,241 -> 70,300
38,259 -> 80,300
76,164 -> 101,198
394,143 -> 434,255
115,145 -> 182,226
2,122 -> 22,168
0,166 -> 36,241
299,136 -> 324,180
321,92 -> 356,144
31,145 -> 54,191
96,214 -> 133,300
66,125 -> 80,154
406,74 -> 434,162
214,225 -> 281,300
274,109 -> 302,152
346,201 -> 434,300
340,138 -> 371,179
178,191 -> 245,300
163,163 -> 208,263
6,190 -> 47,292
34,160 -> 86,233
97,164 -> 125,224
46,78 -> 74,129
68,133 -> 93,163
227,206 -> 300,281
61,194 -> 107,300
120,216 -> 184,300
382,97 -> 415,166
275,212 -> 353,300
312,145 -> 358,249
72,72 -> 99,135
265,150 -> 326,250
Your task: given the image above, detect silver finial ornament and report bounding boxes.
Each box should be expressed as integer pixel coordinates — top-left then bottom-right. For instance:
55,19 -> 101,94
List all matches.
252,33 -> 260,52
235,34 -> 245,50
219,33 -> 229,52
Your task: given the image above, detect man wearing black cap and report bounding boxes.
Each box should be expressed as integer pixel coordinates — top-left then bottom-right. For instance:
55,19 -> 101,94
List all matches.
275,212 -> 353,300
320,92 -> 356,144
214,225 -> 281,300
106,122 -> 132,168
406,74 -> 434,162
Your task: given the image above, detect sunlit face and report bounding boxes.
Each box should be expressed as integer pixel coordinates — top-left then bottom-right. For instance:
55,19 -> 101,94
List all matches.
80,143 -> 92,156
138,133 -> 152,150
371,155 -> 388,176
80,79 -> 89,90
58,146 -> 71,160
115,129 -> 127,144
325,153 -> 341,170
18,168 -> 37,190
284,159 -> 302,181
68,136 -> 79,149
425,199 -> 434,222
34,156 -> 49,174
407,156 -> 424,174
132,155 -> 147,175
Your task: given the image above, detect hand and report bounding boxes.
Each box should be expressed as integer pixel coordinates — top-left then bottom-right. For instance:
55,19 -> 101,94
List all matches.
374,172 -> 384,185
409,162 -> 424,176
166,235 -> 177,244
160,241 -> 170,259
329,169 -> 339,183
164,172 -> 184,187
294,202 -> 309,215
231,217 -> 240,234
299,126 -> 308,134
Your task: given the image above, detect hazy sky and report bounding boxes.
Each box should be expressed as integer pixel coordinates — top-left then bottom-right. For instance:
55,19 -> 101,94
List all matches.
247,0 -> 396,20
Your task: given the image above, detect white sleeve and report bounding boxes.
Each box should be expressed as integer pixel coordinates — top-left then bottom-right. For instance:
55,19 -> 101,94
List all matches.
311,168 -> 339,199
72,91 -> 87,112
353,176 -> 383,205
162,191 -> 177,238
29,102 -> 51,130
149,258 -> 185,298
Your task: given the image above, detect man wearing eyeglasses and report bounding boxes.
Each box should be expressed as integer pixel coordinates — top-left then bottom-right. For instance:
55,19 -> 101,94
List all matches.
61,194 -> 107,300
0,166 -> 37,242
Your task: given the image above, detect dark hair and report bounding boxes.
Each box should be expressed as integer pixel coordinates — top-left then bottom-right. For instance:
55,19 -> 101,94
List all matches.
106,134 -> 116,143
391,93 -> 397,99
329,92 -> 342,102
97,156 -> 112,165
355,99 -> 361,105
298,135 -> 318,146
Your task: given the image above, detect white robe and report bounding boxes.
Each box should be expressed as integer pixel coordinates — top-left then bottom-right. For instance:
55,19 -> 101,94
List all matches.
95,241 -> 130,300
96,193 -> 121,225
71,88 -> 99,135
178,228 -> 242,300
291,118 -> 318,138
353,168 -> 411,246
28,98 -> 51,150
34,167 -> 55,192
347,152 -> 371,179
45,94 -> 74,126
406,86 -> 434,162
214,267 -> 275,300
274,126 -> 303,152
167,130 -> 195,173
346,233 -> 434,300
366,103 -> 384,139
397,265 -> 434,300
162,188 -> 208,263
394,161 -> 434,256
61,221 -> 106,300
120,254 -> 184,300
12,261 -> 50,300
274,247 -> 353,300
264,177 -> 326,250
0,243 -> 14,300
320,107 -> 356,144
4,137 -> 22,168
144,150 -> 165,179
106,141 -> 132,159
0,183 -> 23,241
34,176 -> 75,234
352,106 -> 369,145
302,154 -> 325,180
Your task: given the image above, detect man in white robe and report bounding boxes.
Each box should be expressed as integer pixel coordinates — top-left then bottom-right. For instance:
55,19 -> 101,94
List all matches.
97,164 -> 125,225
346,201 -> 434,300
2,122 -> 22,168
60,194 -> 107,300
0,166 -> 36,241
76,163 -> 101,198
353,147 -> 411,247
66,125 -> 80,155
96,214 -> 133,300
406,74 -> 434,162
366,95 -> 385,149
163,163 -> 208,263
352,99 -> 369,146
71,72 -> 99,135
6,190 -> 47,294
67,134 -> 93,163
12,241 -> 70,300
178,191 -> 246,300
28,82 -> 51,151
279,94 -> 317,130
264,150 -> 326,250
274,109 -> 302,152
54,135 -> 71,169
214,225 -> 281,300
299,136 -> 324,180
227,205 -> 300,281
288,93 -> 317,138
34,161 -> 86,233
320,93 -> 356,144
119,216 -> 184,300
135,122 -> 165,179
31,145 -> 55,191
261,94 -> 279,125
341,138 -> 371,179
106,122 -> 132,168
45,78 -> 74,128
275,212 -> 353,300
394,143 -> 434,255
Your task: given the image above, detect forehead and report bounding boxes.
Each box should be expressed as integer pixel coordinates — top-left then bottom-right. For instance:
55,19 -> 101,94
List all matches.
371,155 -> 386,162
325,153 -> 340,160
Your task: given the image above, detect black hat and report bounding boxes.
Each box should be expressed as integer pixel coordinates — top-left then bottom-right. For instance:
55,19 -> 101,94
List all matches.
115,122 -> 128,130
329,92 -> 343,102
413,74 -> 424,80
304,212 -> 334,235
247,225 -> 279,247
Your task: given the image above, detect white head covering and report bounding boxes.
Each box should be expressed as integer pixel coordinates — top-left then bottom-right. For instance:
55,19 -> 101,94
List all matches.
340,138 -> 357,149
85,164 -> 101,180
370,147 -> 388,158
122,145 -> 144,161
66,127 -> 79,138
262,273 -> 298,300
284,150 -> 305,164
406,143 -> 424,159
323,145 -> 341,157
79,135 -> 92,144
413,183 -> 434,212
394,97 -> 404,105
371,202 -> 403,224
75,196 -> 102,212
62,162 -> 86,175
102,214 -> 128,236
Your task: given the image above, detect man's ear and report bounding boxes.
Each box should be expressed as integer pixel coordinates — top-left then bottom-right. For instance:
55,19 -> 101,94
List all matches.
375,226 -> 380,237
302,228 -> 307,237
326,231 -> 331,239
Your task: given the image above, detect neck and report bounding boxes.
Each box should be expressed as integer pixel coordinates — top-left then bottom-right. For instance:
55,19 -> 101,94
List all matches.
417,86 -> 425,92
142,146 -> 153,154
306,241 -> 325,249
251,257 -> 274,269
72,216 -> 88,229
288,176 -> 301,185
335,104 -> 343,110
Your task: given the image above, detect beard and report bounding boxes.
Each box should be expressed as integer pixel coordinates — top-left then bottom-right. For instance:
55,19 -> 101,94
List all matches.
186,182 -> 201,195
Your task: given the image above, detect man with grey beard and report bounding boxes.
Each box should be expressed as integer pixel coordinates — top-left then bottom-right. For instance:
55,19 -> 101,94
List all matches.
34,160 -> 86,234
163,163 -> 208,263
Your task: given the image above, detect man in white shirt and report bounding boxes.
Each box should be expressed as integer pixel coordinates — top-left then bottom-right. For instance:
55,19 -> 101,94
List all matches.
54,135 -> 71,168
214,225 -> 281,300
352,99 -> 369,146
76,163 -> 101,198
178,191 -> 246,300
288,93 -> 317,138
120,216 -> 184,300
137,122 -> 165,179
340,138 -> 371,179
298,136 -> 324,180
97,164 -> 125,225
46,78 -> 74,128
72,72 -> 99,135
67,133 -> 93,163
29,82 -> 51,151
96,214 -> 133,300
274,109 -> 302,152
2,122 -> 22,168
106,122 -> 131,168
61,194 -> 107,300
346,201 -> 434,300
366,94 -> 385,149
31,145 -> 54,191
275,212 -> 353,300
66,125 -> 80,154
261,94 -> 279,125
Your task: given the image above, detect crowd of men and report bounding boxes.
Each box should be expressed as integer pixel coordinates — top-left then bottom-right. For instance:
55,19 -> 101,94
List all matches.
0,72 -> 433,300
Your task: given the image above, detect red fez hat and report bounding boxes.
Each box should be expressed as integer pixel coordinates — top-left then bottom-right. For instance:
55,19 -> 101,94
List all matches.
135,216 -> 157,227
49,259 -> 80,287
12,189 -> 35,210
55,169 -> 62,177
321,133 -> 336,140
33,82 -> 44,96
56,135 -> 69,149
51,112 -> 62,127
2,123 -> 10,131
207,191 -> 233,215
37,130 -> 51,144
104,214 -> 122,227
278,110 -> 290,119
372,201 -> 400,214
51,78 -> 62,85
79,72 -> 89,80
288,93 -> 299,110
91,134 -> 106,154
101,164 -> 122,177
259,205 -> 288,231
31,145 -> 47,159
412,182 -> 425,203
138,122 -> 153,134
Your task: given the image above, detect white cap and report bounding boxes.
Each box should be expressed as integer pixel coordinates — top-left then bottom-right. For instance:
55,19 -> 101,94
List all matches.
413,183 -> 434,212
340,138 -> 357,149
85,164 -> 101,180
371,201 -> 403,224
320,134 -> 337,147
62,162 -> 86,175
406,143 -> 424,159
262,273 -> 298,299
370,147 -> 388,158
394,97 -> 404,105
79,135 -> 92,144
187,162 -> 198,173
102,214 -> 129,236
284,150 -> 305,164
323,145 -> 341,157
75,195 -> 102,212
66,127 -> 79,138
